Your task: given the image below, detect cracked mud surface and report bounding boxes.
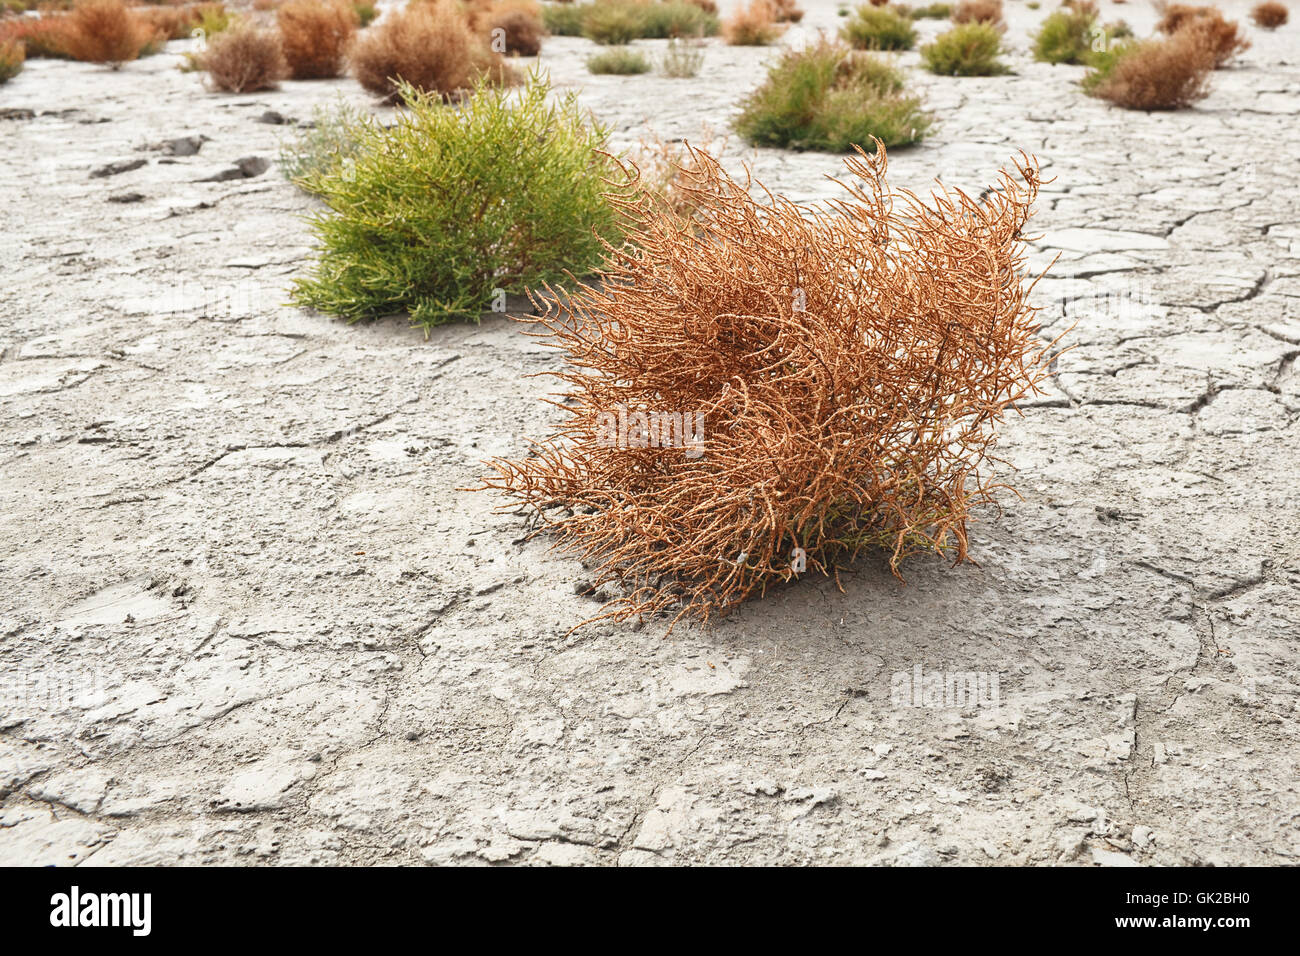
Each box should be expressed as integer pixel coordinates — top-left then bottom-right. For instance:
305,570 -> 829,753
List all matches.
1,1 -> 1297,866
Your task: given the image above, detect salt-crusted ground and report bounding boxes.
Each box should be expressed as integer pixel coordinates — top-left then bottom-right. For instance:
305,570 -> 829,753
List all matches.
1,0 -> 1297,866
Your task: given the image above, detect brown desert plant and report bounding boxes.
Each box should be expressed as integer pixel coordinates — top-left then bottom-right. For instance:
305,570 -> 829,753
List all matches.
769,0 -> 804,22
137,2 -> 225,40
723,0 -> 783,45
202,21 -> 287,91
1182,13 -> 1249,65
351,0 -> 511,102
484,140 -> 1057,631
1154,2 -> 1212,32
0,35 -> 24,80
951,0 -> 1002,25
684,0 -> 718,12
0,16 -> 72,58
467,0 -> 546,56
1251,1 -> 1288,27
276,0 -> 358,79
1084,29 -> 1214,108
57,0 -> 158,66
1156,3 -> 1250,66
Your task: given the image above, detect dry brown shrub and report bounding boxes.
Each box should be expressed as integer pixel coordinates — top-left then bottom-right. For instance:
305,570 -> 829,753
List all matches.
57,0 -> 158,65
1184,14 -> 1250,65
723,0 -> 782,44
1251,1 -> 1288,27
1154,2 -> 1212,32
1156,3 -> 1249,66
136,5 -> 192,39
1091,29 -> 1214,108
202,22 -> 287,91
0,15 -> 72,57
465,0 -> 545,56
683,0 -> 718,14
137,2 -> 224,41
351,0 -> 511,102
768,0 -> 804,23
485,141 -> 1057,631
952,0 -> 1003,26
277,0 -> 357,79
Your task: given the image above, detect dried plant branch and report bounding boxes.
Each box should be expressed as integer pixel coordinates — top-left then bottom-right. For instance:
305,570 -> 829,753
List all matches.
483,141 -> 1062,632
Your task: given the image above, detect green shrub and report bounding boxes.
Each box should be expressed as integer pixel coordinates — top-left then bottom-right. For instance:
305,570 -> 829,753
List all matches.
196,3 -> 235,38
291,74 -> 626,328
921,22 -> 1009,74
541,2 -> 587,35
582,1 -> 644,42
660,36 -> 704,76
278,97 -> 371,195
353,1 -> 376,26
587,46 -> 650,72
638,0 -> 717,37
734,40 -> 930,152
582,1 -> 637,42
1032,2 -> 1097,64
581,0 -> 717,43
841,4 -> 918,50
909,2 -> 952,17
1078,38 -> 1130,93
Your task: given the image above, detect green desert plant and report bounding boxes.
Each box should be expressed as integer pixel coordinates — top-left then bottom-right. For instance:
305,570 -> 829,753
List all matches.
581,0 -> 716,42
291,74 -> 627,328
545,0 -> 717,40
278,96 -> 371,194
638,0 -> 717,36
195,3 -> 234,36
1032,0 -> 1098,64
909,2 -> 952,17
582,0 -> 644,41
353,0 -> 377,25
0,37 -> 24,81
841,4 -> 918,50
735,39 -> 930,151
587,46 -> 651,72
541,1 -> 587,34
660,35 -> 704,75
921,21 -> 1009,74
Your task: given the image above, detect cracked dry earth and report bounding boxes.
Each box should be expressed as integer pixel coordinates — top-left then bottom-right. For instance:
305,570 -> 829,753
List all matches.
2,0 -> 1299,867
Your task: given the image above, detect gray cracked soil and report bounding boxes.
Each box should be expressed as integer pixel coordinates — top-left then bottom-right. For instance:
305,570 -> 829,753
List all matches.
1,1 -> 1298,865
